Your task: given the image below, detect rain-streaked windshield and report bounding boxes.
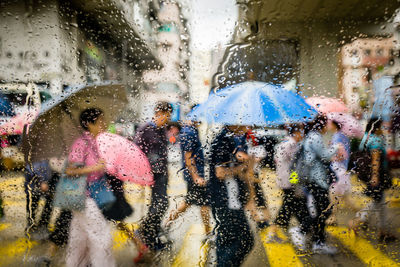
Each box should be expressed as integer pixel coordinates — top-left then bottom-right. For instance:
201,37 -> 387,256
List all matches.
0,0 -> 400,266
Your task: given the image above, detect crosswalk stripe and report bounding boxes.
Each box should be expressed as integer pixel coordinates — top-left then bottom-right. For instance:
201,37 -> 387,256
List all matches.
392,178 -> 400,187
0,223 -> 11,232
0,238 -> 38,264
172,224 -> 209,267
260,227 -> 304,267
0,223 -> 136,264
112,223 -> 139,250
113,230 -> 130,250
327,226 -> 400,266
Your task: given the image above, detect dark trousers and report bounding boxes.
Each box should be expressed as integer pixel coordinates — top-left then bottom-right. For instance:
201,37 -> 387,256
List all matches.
213,207 -> 254,267
49,209 -> 72,247
274,188 -> 312,234
25,173 -> 58,230
138,173 -> 169,250
307,184 -> 332,243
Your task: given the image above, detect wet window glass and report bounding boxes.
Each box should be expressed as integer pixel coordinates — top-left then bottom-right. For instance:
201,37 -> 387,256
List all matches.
0,0 -> 399,266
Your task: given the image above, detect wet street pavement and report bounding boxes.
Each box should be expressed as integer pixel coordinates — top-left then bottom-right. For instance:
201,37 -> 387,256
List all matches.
0,162 -> 400,266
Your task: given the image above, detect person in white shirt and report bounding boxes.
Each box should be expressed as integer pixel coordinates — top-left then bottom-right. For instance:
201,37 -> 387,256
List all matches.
270,124 -> 312,251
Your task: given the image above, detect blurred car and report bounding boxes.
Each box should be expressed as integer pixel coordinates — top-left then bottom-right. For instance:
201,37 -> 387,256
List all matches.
0,83 -> 51,170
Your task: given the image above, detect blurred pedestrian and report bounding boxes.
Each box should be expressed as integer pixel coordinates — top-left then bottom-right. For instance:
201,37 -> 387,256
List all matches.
270,124 -> 312,250
101,173 -> 145,257
234,131 -> 270,230
65,108 -> 116,267
209,125 -> 254,267
24,160 -> 54,240
349,118 -> 396,242
133,101 -> 173,260
327,119 -> 357,225
303,115 -> 340,254
165,119 -> 213,241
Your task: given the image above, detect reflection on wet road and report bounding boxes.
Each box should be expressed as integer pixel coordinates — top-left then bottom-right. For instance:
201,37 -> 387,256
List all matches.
0,168 -> 399,266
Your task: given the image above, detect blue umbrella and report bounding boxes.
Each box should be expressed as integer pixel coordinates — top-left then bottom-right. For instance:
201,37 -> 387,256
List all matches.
187,81 -> 317,126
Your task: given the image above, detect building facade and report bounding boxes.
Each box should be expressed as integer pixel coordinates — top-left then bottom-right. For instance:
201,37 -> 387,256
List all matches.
0,0 -> 159,119
213,0 -> 400,97
340,38 -> 397,114
140,0 -> 190,121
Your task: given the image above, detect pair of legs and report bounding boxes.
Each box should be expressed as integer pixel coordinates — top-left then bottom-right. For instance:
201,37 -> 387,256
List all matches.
166,177 -> 212,235
328,164 -> 357,224
137,173 -> 169,251
66,197 -> 115,267
349,189 -> 395,241
213,206 -> 254,267
167,203 -> 212,234
25,173 -> 58,233
272,188 -> 312,234
39,209 -> 73,265
243,181 -> 270,226
307,184 -> 332,244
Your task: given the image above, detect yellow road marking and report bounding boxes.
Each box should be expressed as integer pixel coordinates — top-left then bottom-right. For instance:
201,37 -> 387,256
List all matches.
172,224 -> 209,267
260,227 -> 304,267
0,238 -> 38,264
112,223 -> 139,250
0,223 -> 11,232
327,226 -> 400,266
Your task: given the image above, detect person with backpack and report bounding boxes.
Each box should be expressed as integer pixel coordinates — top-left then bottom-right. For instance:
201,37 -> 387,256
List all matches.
349,118 -> 396,242
270,124 -> 313,250
302,114 -> 341,254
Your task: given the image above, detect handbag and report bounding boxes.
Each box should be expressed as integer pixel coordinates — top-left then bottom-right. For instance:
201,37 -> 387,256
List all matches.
53,174 -> 87,211
87,175 -> 116,211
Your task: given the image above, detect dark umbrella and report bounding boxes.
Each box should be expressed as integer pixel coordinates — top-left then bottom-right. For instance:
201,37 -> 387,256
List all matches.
23,82 -> 128,162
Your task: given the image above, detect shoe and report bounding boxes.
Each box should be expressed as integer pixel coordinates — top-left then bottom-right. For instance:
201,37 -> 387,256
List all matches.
312,242 -> 338,255
154,235 -> 173,251
378,233 -> 397,243
288,227 -> 306,251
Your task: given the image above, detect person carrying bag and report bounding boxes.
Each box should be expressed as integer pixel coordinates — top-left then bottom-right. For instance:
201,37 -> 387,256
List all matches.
53,169 -> 87,211
64,108 -> 116,267
349,118 -> 395,243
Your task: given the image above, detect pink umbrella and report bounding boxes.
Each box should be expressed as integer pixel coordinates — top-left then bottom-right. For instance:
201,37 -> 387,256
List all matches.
306,97 -> 349,114
327,112 -> 364,138
96,132 -> 154,186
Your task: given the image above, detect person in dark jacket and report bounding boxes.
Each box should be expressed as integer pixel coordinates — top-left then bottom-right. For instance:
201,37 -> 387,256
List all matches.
133,101 -> 173,258
165,120 -> 213,240
209,125 -> 254,267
